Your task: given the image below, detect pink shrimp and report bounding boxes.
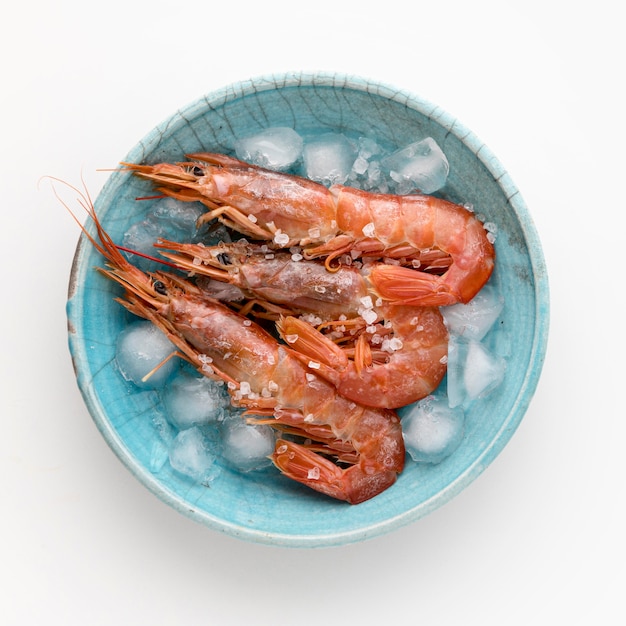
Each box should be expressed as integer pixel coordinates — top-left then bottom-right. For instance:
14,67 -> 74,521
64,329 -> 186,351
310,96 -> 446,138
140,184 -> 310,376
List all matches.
123,152 -> 495,306
64,185 -> 405,504
152,239 -> 449,409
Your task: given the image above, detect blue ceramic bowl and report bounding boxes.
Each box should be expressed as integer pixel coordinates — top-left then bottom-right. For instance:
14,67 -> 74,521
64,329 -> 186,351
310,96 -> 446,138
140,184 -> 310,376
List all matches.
67,72 -> 549,547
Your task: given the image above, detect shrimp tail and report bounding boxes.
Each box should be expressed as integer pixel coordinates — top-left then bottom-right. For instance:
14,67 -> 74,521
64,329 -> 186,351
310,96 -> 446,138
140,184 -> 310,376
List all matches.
368,264 -> 460,306
276,316 -> 347,386
272,439 -> 398,505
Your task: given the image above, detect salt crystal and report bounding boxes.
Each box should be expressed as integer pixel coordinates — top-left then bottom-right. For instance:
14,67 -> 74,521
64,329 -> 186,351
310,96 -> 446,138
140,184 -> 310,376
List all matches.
273,230 -> 290,246
291,253 -> 303,261
248,214 -> 258,223
308,227 -> 321,239
242,319 -> 252,326
239,381 -> 251,396
285,334 -> 299,344
268,380 -> 279,391
234,127 -> 303,172
362,222 -> 376,237
308,361 -> 321,370
362,309 -> 378,325
388,337 -> 403,351
307,467 -> 321,480
359,295 -> 374,309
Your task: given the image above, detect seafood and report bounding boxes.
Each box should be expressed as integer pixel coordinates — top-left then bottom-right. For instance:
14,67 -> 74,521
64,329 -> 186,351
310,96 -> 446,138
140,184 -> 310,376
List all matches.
153,239 -> 449,409
123,152 -> 495,306
67,187 -> 405,504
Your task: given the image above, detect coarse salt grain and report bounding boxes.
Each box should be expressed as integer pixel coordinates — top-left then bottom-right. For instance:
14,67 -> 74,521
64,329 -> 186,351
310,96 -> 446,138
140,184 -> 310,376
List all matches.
362,222 -> 376,237
307,467 -> 321,480
362,309 -> 378,325
389,338 -> 403,351
308,361 -> 321,369
273,230 -> 290,246
248,214 -> 258,223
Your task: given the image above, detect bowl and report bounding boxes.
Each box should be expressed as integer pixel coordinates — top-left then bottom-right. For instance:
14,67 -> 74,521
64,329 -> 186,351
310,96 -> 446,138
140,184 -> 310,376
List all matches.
67,71 -> 549,548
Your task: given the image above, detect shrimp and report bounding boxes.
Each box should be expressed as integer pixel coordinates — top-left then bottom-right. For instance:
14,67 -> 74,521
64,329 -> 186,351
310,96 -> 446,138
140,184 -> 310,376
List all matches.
123,152 -> 495,306
153,239 -> 449,409
64,184 -> 404,504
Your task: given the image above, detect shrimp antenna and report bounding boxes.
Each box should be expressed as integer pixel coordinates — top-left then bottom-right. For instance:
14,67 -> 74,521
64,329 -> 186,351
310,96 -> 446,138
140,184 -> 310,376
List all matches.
43,175 -> 181,271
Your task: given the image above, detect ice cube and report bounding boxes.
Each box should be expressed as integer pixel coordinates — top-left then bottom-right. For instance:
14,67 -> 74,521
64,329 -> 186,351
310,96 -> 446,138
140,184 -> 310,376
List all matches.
115,321 -> 178,389
382,137 -> 449,194
122,217 -> 164,271
220,418 -> 275,472
447,336 -> 506,408
399,395 -> 465,464
463,340 -> 506,401
151,197 -> 204,237
441,282 -> 504,341
235,127 -> 303,171
302,133 -> 356,185
168,426 -> 220,482
162,370 -> 229,430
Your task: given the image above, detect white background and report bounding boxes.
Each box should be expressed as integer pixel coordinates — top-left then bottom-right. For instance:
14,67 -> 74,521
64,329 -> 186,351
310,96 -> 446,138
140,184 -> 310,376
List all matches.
2,2 -> 624,624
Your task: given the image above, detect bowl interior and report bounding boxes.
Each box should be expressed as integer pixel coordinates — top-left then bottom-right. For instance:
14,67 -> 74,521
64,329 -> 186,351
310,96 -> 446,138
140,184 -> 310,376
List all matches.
67,73 -> 549,547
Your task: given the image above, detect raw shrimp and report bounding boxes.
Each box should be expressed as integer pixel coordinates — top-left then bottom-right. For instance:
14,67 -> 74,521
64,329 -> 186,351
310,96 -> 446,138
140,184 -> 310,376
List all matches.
64,185 -> 404,504
153,239 -> 449,409
123,152 -> 495,306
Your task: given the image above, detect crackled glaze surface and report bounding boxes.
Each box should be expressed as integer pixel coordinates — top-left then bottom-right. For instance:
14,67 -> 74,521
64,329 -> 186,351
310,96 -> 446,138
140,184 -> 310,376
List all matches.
67,72 -> 549,547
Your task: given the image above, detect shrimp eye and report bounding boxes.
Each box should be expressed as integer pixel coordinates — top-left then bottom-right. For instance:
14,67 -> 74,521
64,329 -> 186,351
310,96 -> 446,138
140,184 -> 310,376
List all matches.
192,165 -> 204,177
153,280 -> 167,295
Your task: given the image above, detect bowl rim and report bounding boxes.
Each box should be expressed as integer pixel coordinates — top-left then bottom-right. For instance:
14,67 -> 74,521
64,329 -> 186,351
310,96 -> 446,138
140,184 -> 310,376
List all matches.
68,71 -> 550,548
